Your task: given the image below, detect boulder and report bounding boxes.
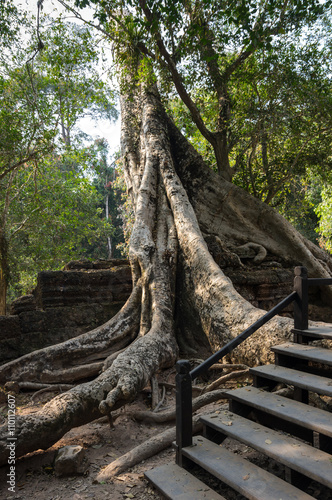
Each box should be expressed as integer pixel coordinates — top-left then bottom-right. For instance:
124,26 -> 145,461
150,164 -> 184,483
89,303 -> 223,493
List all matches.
54,445 -> 86,477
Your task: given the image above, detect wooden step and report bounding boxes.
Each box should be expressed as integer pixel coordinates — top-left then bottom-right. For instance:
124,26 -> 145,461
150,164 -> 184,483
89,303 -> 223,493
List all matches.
144,463 -> 226,499
250,364 -> 332,396
182,436 -> 315,500
272,342 -> 332,366
200,410 -> 332,489
292,326 -> 332,341
223,386 -> 332,438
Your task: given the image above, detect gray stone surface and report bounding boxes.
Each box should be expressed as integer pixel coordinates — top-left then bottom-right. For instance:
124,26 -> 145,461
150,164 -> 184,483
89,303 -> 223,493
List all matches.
0,260 -> 132,364
54,445 -> 86,477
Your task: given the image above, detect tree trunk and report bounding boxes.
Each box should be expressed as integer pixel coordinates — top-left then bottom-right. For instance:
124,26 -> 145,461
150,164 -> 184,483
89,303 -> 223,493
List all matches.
105,191 -> 113,258
0,84 -> 331,467
0,229 -> 9,316
0,270 -> 6,316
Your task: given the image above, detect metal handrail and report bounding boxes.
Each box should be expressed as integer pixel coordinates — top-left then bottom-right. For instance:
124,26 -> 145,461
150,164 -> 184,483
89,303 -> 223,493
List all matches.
190,291 -> 297,380
175,265 -> 332,465
308,278 -> 332,286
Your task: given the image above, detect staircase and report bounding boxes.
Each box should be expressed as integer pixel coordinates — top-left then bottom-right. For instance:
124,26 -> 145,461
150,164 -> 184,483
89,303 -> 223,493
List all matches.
145,268 -> 332,499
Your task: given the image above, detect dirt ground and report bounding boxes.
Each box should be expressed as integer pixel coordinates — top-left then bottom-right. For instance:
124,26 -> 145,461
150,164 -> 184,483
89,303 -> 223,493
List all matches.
1,371 -> 332,500
0,368 -> 234,500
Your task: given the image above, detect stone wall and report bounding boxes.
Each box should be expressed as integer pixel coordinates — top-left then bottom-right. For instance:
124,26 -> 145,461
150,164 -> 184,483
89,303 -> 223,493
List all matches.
1,259 -> 331,364
0,260 -> 132,364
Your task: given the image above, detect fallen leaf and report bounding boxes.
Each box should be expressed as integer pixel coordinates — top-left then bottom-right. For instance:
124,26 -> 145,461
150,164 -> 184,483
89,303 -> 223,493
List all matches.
243,474 -> 250,480
221,420 -> 233,426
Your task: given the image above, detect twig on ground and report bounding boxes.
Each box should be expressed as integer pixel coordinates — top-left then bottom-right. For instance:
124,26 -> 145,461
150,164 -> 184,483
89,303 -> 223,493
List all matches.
202,369 -> 249,393
208,363 -> 249,371
153,385 -> 166,412
159,382 -> 202,394
95,415 -> 204,482
128,389 -> 226,423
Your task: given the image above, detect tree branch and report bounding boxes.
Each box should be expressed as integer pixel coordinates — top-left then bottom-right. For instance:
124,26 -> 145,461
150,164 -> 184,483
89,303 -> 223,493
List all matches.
0,151 -> 44,182
139,0 -> 215,145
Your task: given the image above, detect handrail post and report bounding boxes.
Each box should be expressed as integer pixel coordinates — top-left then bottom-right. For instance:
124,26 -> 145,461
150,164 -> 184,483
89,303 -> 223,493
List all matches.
175,360 -> 192,466
294,266 -> 308,330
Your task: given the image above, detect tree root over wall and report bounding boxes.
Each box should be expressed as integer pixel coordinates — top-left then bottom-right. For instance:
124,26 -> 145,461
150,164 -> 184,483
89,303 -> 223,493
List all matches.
1,86 -> 332,477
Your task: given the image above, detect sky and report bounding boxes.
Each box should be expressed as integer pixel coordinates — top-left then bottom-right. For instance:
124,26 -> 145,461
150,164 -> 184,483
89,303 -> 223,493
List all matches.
14,0 -> 121,155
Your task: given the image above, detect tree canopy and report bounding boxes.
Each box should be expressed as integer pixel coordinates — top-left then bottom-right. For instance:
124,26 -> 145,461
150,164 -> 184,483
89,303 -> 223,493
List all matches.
0,7 -> 119,311
69,0 -> 331,180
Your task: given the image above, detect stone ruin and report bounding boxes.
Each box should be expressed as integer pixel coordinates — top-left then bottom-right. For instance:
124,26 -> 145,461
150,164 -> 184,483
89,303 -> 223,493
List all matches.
0,260 -> 132,364
1,255 -> 331,364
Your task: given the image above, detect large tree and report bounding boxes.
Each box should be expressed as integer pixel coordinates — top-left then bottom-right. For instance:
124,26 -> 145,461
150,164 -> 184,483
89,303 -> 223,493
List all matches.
0,0 -> 332,472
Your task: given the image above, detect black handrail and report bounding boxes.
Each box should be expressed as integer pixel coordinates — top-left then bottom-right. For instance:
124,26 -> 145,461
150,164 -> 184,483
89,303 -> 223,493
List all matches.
175,265 -> 332,465
190,291 -> 297,380
308,278 -> 332,286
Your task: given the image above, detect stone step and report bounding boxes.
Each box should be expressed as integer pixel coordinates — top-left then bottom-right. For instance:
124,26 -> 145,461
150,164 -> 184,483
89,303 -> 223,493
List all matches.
250,364 -> 332,397
144,463 -> 226,499
200,410 -> 332,489
292,326 -> 332,342
223,386 -> 332,439
272,342 -> 332,367
182,436 -> 315,500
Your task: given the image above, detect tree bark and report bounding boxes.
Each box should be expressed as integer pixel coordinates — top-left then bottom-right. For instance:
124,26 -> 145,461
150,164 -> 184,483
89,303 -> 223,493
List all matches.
0,228 -> 9,316
0,84 -> 331,468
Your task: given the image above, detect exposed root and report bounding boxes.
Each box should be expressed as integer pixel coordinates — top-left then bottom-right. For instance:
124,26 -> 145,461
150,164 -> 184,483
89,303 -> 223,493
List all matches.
39,362 -> 104,384
128,389 -> 226,423
31,384 -> 74,402
209,363 -> 250,371
103,348 -> 127,370
95,415 -> 204,482
3,381 -> 51,392
236,242 -> 267,264
158,382 -> 202,395
153,385 -> 166,412
0,285 -> 142,384
150,375 -> 159,410
203,369 -> 250,393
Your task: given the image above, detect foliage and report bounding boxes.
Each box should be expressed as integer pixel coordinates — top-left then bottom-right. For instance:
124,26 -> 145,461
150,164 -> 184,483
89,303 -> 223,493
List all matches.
0,10 -> 119,305
315,185 -> 332,253
231,28 -> 332,201
6,159 -> 112,300
63,0 -> 332,249
0,1 -> 22,49
86,138 -> 126,258
34,16 -> 118,147
0,58 -> 57,183
71,0 -> 331,180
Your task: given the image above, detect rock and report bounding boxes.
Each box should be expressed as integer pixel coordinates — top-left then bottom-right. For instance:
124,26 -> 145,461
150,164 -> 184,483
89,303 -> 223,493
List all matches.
54,445 -> 86,477
63,259 -> 130,270
10,294 -> 37,315
0,315 -> 21,341
0,260 -> 132,364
